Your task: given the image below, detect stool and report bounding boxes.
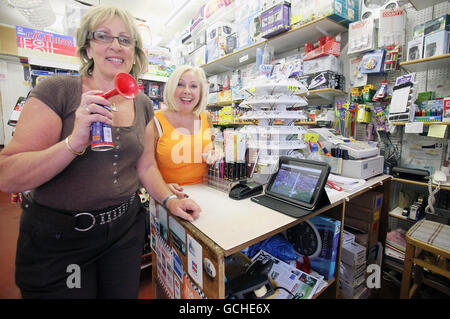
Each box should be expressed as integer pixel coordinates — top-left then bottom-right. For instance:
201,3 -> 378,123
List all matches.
400,219 -> 450,298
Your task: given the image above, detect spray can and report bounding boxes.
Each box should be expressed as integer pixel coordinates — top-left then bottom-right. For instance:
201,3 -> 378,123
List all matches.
90,105 -> 114,151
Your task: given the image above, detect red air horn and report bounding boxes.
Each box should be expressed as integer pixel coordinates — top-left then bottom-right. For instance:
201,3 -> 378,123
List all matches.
102,72 -> 139,99
90,72 -> 139,151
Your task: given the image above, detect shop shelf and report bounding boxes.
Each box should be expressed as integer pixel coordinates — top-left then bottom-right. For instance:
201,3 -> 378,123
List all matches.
399,54 -> 450,73
201,16 -> 347,76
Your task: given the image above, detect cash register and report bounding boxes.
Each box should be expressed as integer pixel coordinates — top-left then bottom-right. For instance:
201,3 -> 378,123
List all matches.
308,128 -> 384,179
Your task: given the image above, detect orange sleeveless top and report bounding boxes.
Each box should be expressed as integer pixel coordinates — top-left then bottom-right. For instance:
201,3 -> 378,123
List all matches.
155,111 -> 213,185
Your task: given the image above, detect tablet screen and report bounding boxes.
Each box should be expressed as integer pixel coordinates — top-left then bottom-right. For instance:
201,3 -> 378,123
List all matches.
267,163 -> 322,203
264,157 -> 330,210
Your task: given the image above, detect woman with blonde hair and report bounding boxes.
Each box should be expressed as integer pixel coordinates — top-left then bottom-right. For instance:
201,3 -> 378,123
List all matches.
137,65 -> 219,222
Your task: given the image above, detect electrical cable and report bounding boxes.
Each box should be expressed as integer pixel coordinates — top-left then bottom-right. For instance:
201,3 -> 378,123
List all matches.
425,177 -> 440,215
273,286 -> 296,298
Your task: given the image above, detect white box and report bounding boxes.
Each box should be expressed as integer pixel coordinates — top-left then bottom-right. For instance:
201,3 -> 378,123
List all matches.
341,155 -> 384,180
340,280 -> 366,299
342,230 -> 355,246
407,36 -> 424,61
342,241 -> 366,267
340,261 -> 366,287
424,30 -> 449,58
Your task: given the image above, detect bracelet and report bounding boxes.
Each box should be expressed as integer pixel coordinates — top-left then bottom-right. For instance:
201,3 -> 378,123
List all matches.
65,135 -> 85,156
162,194 -> 177,208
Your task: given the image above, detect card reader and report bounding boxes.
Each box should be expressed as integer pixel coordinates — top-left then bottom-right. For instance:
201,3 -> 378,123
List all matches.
229,181 -> 263,200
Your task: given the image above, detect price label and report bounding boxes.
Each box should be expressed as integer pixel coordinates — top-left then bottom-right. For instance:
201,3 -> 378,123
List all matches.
288,86 -> 298,91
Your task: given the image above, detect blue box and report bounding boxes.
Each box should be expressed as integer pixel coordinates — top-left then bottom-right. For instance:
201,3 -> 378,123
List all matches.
324,0 -> 359,26
260,3 -> 290,39
309,215 -> 341,280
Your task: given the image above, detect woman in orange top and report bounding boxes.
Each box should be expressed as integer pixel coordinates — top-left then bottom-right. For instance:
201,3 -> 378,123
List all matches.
137,65 -> 218,222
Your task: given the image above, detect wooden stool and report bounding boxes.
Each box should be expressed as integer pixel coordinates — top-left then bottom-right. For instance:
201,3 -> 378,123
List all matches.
400,219 -> 450,298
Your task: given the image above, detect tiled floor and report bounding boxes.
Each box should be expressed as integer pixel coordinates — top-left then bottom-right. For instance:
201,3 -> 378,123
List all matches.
0,191 -> 154,299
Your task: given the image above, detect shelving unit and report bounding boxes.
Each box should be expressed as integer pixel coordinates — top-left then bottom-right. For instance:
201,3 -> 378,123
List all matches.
407,0 -> 448,11
399,54 -> 450,73
392,121 -> 450,126
139,73 -> 169,82
393,177 -> 450,191
201,16 -> 348,76
300,88 -> 348,104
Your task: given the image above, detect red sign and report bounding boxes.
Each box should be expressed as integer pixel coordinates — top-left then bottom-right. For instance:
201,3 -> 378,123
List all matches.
16,26 -> 77,57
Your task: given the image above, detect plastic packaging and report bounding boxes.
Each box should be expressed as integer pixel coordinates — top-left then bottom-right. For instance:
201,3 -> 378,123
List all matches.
307,143 -> 323,162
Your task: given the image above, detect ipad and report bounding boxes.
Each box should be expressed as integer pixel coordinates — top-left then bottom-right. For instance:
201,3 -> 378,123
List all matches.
264,157 -> 330,211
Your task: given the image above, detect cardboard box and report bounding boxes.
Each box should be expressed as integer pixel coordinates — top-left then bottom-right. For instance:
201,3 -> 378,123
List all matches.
346,203 -> 380,224
344,225 -> 369,248
345,216 -> 379,249
341,241 -> 366,267
350,191 -> 383,210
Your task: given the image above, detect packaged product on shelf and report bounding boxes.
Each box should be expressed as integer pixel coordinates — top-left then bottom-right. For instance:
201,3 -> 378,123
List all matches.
424,30 -> 449,58
378,9 -> 405,47
204,0 -> 234,19
235,13 -> 261,51
320,0 -> 358,25
301,71 -> 345,91
360,49 -> 386,74
208,75 -> 219,93
234,0 -> 261,22
226,33 -> 237,54
303,54 -> 342,75
303,34 -> 342,61
190,45 -> 207,66
424,14 -> 450,37
413,23 -> 425,39
444,97 -> 450,122
290,0 -> 314,26
189,6 -> 205,34
407,36 -> 424,61
348,17 -> 376,55
206,21 -> 235,62
349,56 -> 367,88
260,2 -> 290,39
307,215 -> 341,281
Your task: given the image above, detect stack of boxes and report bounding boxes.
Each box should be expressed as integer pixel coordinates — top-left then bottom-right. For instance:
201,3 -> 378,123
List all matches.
407,14 -> 450,61
340,240 -> 368,299
345,191 -> 383,252
340,191 -> 384,298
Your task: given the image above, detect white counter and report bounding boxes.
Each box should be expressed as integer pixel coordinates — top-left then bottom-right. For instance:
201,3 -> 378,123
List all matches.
182,175 -> 392,255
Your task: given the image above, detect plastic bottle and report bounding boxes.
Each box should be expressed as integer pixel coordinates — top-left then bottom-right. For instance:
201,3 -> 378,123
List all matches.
307,143 -> 323,162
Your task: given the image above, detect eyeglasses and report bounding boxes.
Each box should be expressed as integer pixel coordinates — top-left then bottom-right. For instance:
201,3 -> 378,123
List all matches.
90,31 -> 134,47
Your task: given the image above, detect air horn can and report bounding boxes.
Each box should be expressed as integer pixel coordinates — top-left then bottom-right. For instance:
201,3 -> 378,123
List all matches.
90,72 -> 138,151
